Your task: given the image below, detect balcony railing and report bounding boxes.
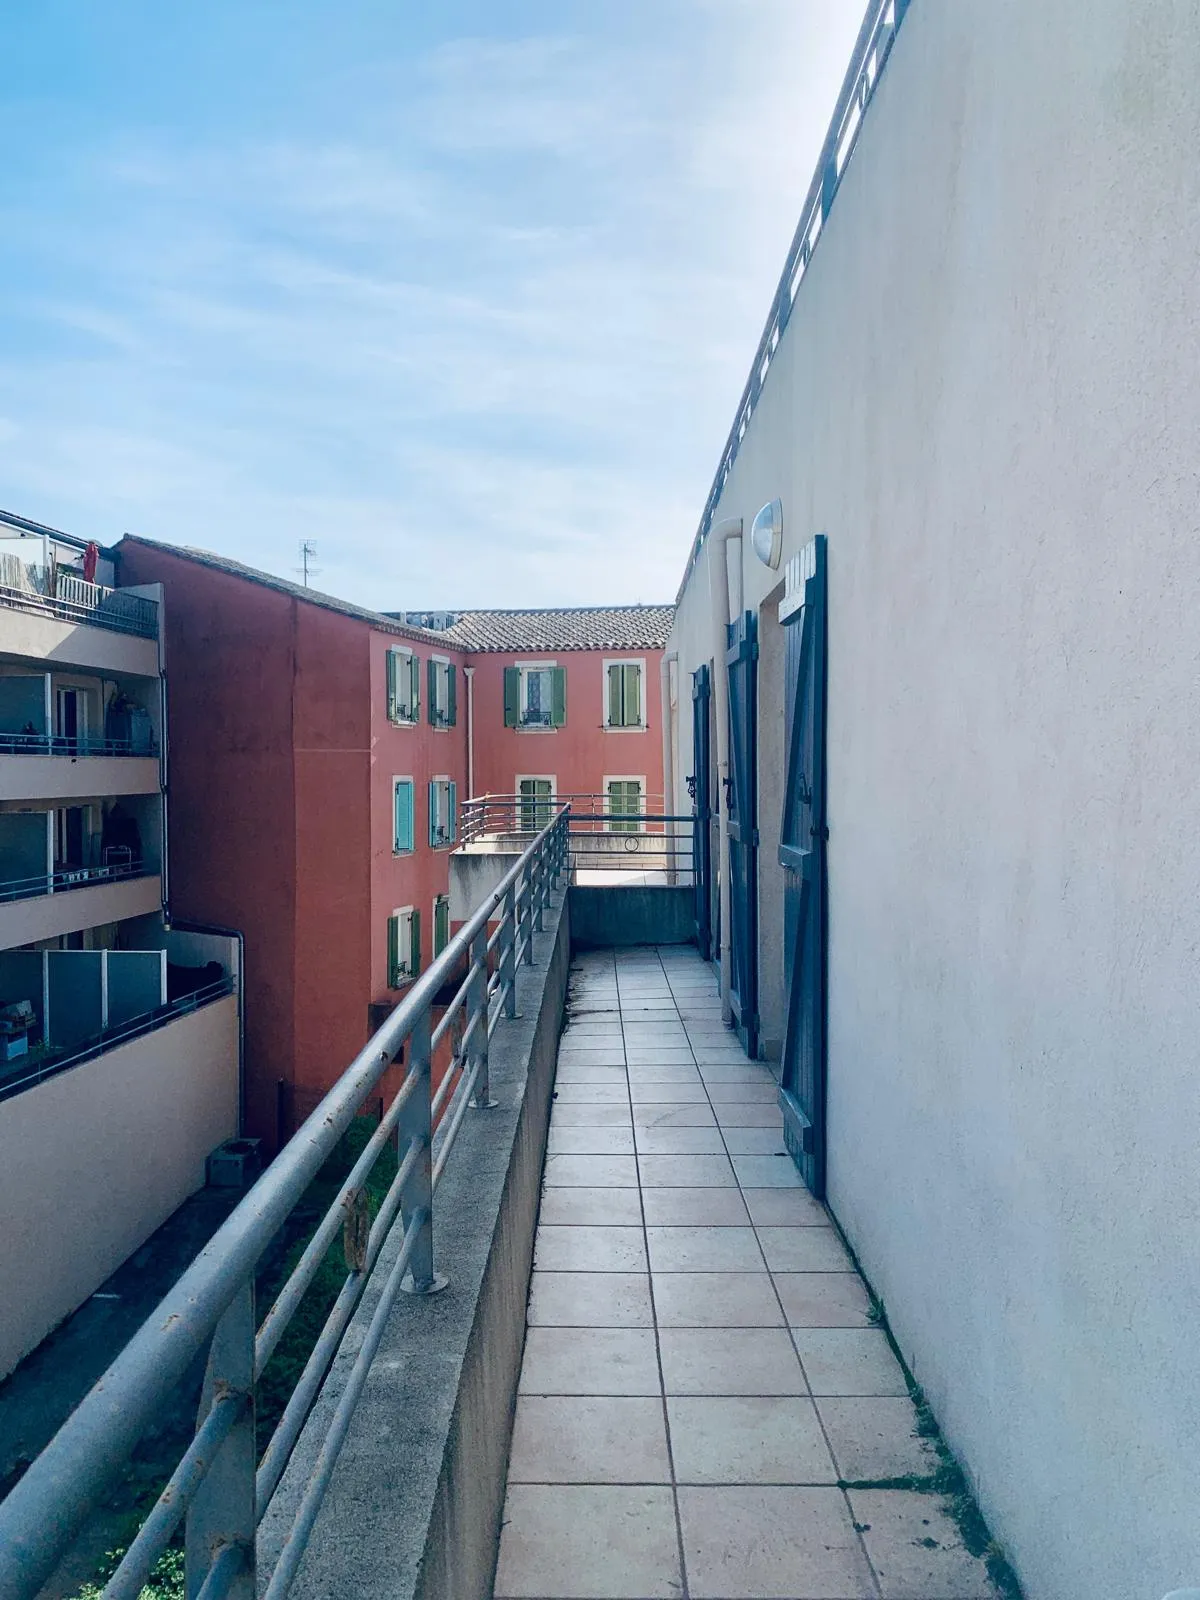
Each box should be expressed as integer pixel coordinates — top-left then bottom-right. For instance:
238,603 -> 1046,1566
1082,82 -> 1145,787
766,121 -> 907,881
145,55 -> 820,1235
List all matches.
0,730 -> 158,758
0,560 -> 158,640
460,793 -> 694,883
0,807 -> 569,1600
0,858 -> 152,906
0,975 -> 235,1103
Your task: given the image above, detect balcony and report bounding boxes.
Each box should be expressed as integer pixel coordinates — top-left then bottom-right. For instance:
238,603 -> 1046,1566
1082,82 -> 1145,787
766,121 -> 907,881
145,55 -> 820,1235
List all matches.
0,864 -> 162,951
0,733 -> 160,803
0,559 -> 159,677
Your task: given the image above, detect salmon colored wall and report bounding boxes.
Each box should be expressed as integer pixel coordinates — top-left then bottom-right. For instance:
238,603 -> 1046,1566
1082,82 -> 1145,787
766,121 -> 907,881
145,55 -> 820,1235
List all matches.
116,542 -> 298,1148
468,647 -> 666,805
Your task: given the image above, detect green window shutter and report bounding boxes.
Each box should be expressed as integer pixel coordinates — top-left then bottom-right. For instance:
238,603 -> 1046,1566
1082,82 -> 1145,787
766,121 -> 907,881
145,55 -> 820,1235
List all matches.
386,652 -> 398,722
448,780 -> 458,842
387,914 -> 399,988
504,667 -> 520,727
410,654 -> 421,721
410,908 -> 421,975
607,663 -> 622,727
446,665 -> 457,727
435,896 -> 449,956
551,666 -> 567,727
428,781 -> 438,847
624,664 -> 641,727
394,780 -> 414,853
427,658 -> 438,726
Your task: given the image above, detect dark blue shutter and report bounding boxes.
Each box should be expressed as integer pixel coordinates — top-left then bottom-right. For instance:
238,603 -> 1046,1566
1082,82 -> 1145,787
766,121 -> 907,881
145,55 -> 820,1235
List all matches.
725,611 -> 759,1058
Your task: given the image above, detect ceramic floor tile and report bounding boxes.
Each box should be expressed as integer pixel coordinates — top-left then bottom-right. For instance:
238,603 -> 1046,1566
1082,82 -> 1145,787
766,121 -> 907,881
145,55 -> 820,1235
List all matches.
638,1154 -> 737,1188
712,1103 -> 782,1127
632,1104 -> 717,1128
652,1272 -> 783,1329
646,1225 -> 766,1273
755,1226 -> 853,1273
628,1083 -> 711,1104
623,1065 -> 704,1084
815,1397 -> 937,1482
550,1102 -> 632,1127
535,1225 -> 649,1273
640,1187 -> 750,1226
704,1083 -> 779,1103
547,1126 -> 637,1156
519,1326 -> 662,1395
624,1051 -> 698,1068
677,1484 -> 875,1599
793,1329 -> 909,1396
658,1328 -> 807,1396
634,1126 -> 726,1156
742,1188 -> 828,1226
667,1395 -> 837,1485
773,1273 -> 873,1329
553,1082 -> 631,1104
847,1489 -> 999,1598
507,1394 -> 671,1484
494,1484 -> 682,1598
719,1127 -> 789,1156
696,1063 -> 775,1083
539,1186 -> 644,1226
555,1064 -> 631,1086
730,1154 -> 805,1188
528,1272 -> 654,1328
543,1153 -> 639,1188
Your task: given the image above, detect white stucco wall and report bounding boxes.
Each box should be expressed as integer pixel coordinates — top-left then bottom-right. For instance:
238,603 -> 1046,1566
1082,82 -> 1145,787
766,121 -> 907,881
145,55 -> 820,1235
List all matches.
0,995 -> 238,1378
665,5 -> 1200,1597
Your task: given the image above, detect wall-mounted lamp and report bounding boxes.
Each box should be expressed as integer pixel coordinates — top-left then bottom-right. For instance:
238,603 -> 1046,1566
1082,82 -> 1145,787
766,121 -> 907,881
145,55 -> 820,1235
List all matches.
750,499 -> 783,569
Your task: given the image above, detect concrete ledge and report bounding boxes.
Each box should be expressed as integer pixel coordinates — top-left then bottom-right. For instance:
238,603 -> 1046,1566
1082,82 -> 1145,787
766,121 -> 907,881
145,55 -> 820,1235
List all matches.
570,883 -> 696,947
261,886 -> 571,1600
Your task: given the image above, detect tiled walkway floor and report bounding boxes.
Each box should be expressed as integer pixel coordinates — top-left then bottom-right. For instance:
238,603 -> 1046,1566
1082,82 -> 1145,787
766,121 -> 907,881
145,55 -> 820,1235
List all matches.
494,946 -> 1000,1600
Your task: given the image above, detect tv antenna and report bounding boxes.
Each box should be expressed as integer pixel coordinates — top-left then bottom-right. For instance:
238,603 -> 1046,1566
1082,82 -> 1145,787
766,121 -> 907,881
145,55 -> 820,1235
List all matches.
296,540 -> 320,588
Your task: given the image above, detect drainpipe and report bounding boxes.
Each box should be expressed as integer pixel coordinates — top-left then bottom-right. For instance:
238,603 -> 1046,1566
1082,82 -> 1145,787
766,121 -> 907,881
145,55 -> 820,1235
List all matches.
659,650 -> 678,882
463,665 -> 475,798
707,517 -> 743,1021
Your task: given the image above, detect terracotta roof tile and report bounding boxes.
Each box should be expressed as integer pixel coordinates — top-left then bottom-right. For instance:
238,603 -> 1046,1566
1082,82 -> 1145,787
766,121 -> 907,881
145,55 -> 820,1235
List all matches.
415,606 -> 675,652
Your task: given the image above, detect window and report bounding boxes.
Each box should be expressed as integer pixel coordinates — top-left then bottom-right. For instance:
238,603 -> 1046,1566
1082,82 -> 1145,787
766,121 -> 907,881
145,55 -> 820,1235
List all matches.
604,659 -> 645,729
605,777 -> 643,834
504,664 -> 566,729
427,657 -> 457,728
387,906 -> 420,987
428,777 -> 458,848
433,893 -> 451,957
393,778 -> 415,854
386,647 -> 420,723
517,776 -> 555,831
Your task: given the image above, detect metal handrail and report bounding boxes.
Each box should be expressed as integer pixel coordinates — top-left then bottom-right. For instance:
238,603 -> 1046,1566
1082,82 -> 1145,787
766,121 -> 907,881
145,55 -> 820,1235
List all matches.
676,0 -> 910,602
0,860 -> 152,906
0,730 -> 158,758
461,792 -> 669,844
0,806 -> 570,1600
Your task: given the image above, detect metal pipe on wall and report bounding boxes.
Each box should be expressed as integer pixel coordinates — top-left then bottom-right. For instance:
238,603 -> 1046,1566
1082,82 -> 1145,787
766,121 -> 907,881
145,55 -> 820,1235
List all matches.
707,517 -> 742,1020
463,665 -> 475,798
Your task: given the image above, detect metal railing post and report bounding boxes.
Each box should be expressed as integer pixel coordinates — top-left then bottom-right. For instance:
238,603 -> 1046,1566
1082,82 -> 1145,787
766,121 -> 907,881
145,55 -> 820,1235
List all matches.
502,882 -> 519,1019
534,839 -> 545,932
185,1282 -> 255,1600
468,924 -> 496,1108
521,864 -> 535,966
398,1006 -> 446,1295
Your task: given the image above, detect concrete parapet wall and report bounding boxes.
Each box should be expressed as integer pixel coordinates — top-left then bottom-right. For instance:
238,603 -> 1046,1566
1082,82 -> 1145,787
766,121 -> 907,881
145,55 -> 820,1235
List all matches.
570,883 -> 695,947
268,886 -> 571,1600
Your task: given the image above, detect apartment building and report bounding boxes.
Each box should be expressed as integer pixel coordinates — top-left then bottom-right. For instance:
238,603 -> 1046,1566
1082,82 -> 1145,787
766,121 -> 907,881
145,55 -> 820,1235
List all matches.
115,536 -> 471,1147
0,511 -> 239,1378
401,607 -> 674,822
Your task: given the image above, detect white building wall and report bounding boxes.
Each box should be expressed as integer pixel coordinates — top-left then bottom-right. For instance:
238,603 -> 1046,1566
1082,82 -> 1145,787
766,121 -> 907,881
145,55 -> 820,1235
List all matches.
665,4 -> 1200,1597
0,995 -> 239,1378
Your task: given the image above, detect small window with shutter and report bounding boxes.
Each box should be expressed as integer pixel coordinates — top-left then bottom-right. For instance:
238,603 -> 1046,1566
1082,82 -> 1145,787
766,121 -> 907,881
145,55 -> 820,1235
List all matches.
393,777 -> 415,854
427,657 -> 457,728
433,893 -> 451,956
428,777 -> 457,847
517,776 -> 555,831
603,658 -> 646,729
386,647 -> 421,724
605,777 -> 644,834
387,905 -> 421,986
506,663 -> 566,729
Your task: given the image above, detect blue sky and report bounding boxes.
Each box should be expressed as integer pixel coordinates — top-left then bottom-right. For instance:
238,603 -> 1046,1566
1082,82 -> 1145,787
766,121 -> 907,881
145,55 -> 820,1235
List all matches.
0,2 -> 862,609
